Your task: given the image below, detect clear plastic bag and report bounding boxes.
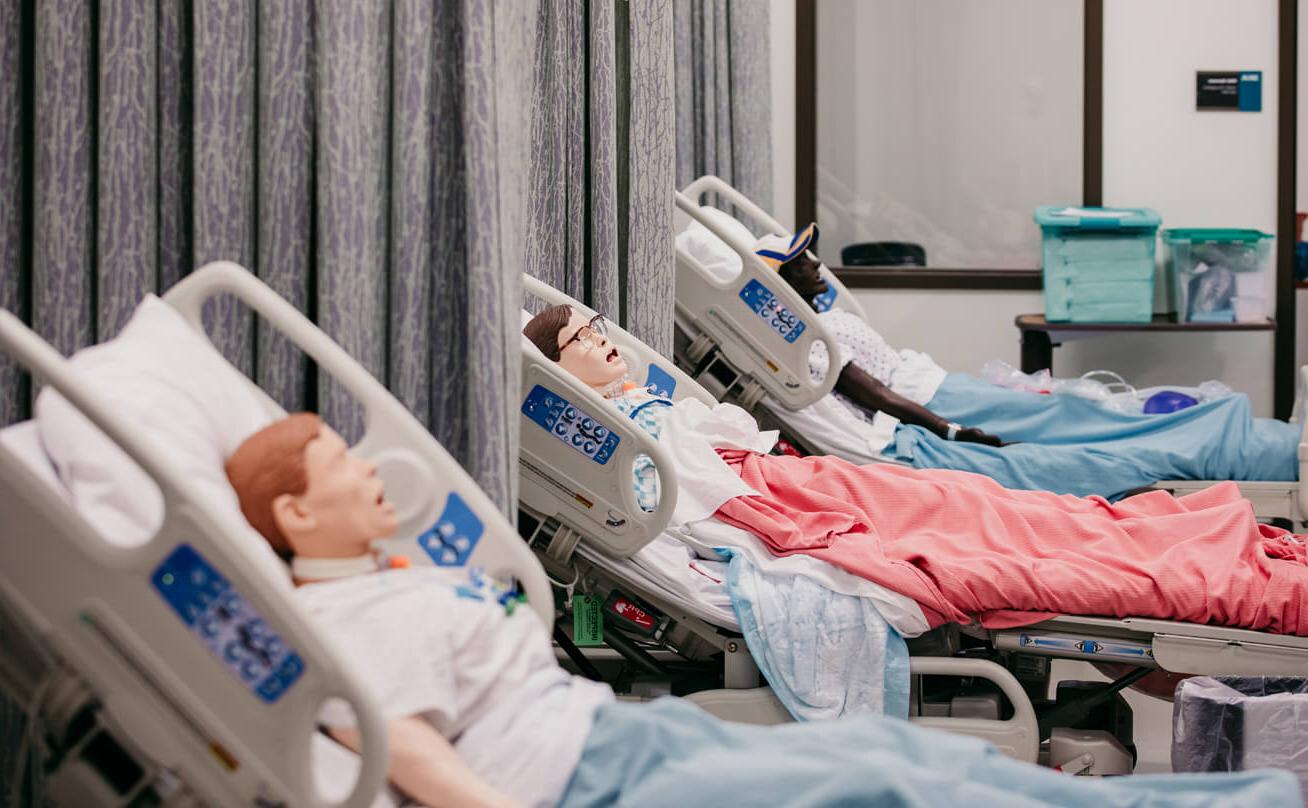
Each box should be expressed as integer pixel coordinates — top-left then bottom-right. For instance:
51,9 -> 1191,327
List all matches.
1186,261 -> 1237,320
1173,676 -> 1308,802
981,359 -> 1054,394
980,360 -> 1232,413
1100,380 -> 1233,414
981,361 -> 1119,401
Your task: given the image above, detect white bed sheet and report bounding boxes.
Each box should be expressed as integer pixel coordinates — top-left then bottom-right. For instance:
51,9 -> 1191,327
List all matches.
763,397 -> 891,465
603,518 -> 930,639
682,518 -> 930,638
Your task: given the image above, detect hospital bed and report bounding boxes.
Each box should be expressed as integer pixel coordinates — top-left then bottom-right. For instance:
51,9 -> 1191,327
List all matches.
0,262 -> 554,807
518,273 -> 1308,773
672,174 -> 1308,527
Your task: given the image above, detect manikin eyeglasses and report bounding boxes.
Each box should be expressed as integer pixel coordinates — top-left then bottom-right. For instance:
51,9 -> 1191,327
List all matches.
562,314 -> 609,351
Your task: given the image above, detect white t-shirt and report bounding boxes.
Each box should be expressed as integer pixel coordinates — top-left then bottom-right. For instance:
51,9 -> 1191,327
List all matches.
806,309 -> 947,452
296,568 -> 613,808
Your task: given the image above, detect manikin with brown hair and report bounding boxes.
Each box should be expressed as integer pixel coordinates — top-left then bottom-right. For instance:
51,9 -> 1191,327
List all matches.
224,412 -> 398,579
218,413 -> 1292,807
226,414 -> 525,807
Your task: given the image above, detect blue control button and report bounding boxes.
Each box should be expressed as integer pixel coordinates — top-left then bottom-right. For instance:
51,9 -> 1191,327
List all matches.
739,279 -> 807,344
152,544 -> 305,703
812,284 -> 837,313
417,493 -> 486,567
522,384 -> 622,464
643,365 -> 678,398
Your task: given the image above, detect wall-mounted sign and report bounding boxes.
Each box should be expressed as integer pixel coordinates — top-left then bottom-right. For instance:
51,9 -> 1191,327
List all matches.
1196,71 -> 1262,111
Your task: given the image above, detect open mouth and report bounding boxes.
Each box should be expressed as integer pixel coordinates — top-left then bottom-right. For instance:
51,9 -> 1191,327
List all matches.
606,348 -> 619,363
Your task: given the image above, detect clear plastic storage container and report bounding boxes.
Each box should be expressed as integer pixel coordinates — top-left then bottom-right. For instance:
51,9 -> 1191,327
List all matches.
1173,676 -> 1308,803
1162,229 -> 1273,323
1034,206 -> 1162,323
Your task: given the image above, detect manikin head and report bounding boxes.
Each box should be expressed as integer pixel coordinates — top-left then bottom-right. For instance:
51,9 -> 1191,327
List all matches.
225,413 -> 398,561
523,304 -> 629,393
756,223 -> 829,308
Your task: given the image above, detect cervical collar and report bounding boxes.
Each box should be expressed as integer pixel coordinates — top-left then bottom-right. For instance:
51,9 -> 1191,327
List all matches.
598,376 -> 633,400
290,553 -> 378,581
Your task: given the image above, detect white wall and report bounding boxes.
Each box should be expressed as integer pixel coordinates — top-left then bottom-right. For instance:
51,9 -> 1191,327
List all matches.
769,0 -> 796,232
773,1 -> 1283,413
850,289 -> 1041,374
1067,0 -> 1276,410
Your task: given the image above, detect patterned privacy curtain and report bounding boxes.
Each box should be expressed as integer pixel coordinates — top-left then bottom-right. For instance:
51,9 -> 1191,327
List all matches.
673,0 -> 773,210
0,0 -> 533,513
0,3 -> 687,804
525,0 -> 677,357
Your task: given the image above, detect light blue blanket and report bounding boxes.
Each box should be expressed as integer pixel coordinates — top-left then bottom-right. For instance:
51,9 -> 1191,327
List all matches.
724,551 -> 910,721
888,373 -> 1300,499
559,698 -> 1301,808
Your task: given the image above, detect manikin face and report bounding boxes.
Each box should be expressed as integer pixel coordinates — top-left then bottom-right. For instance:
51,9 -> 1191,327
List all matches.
276,425 -> 398,557
784,251 -> 830,301
556,308 -> 628,389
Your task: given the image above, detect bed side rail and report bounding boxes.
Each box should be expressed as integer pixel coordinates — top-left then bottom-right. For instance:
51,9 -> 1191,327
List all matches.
909,657 -> 1039,764
677,174 -> 868,322
518,334 -> 680,559
1299,364 -> 1308,512
163,262 -> 553,629
672,191 -> 839,411
0,308 -> 386,808
523,274 -> 715,406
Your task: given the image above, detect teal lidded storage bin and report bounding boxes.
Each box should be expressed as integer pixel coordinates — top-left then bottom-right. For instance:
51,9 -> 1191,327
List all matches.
1034,205 -> 1162,323
1162,229 -> 1273,323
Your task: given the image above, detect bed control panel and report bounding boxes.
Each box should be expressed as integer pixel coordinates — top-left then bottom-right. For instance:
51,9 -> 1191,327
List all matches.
522,384 -> 620,465
644,365 -> 678,399
1013,632 -> 1154,663
812,284 -> 837,313
152,544 -> 305,703
417,492 -> 485,567
738,279 -> 807,344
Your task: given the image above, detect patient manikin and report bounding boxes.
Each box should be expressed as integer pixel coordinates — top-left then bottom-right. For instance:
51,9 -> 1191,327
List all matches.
757,225 -> 1301,498
760,225 -> 1003,447
224,415 -> 1296,808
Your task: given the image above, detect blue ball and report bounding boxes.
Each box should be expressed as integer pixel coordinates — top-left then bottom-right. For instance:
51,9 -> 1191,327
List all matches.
1142,390 -> 1198,414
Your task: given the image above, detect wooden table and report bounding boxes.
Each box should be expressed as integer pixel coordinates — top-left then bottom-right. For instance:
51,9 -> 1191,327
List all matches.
1015,314 -> 1276,373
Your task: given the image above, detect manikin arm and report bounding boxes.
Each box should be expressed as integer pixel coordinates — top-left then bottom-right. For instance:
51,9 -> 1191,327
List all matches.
330,718 -> 520,808
834,363 -> 1004,447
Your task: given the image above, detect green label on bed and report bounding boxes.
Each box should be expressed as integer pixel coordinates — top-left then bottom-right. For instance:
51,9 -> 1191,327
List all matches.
573,594 -> 604,647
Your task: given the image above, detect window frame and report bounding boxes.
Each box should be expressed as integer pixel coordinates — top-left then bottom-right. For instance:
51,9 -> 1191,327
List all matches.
794,0 -> 1103,290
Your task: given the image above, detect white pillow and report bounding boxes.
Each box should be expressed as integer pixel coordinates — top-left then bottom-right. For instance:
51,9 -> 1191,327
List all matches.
675,206 -> 760,283
0,422 -> 66,498
35,295 -> 288,585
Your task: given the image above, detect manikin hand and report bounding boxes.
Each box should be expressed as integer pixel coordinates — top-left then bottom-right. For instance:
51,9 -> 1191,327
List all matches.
954,427 -> 1006,448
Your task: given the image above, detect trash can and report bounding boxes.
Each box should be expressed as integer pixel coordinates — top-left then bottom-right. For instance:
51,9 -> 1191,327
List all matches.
1173,676 -> 1308,801
1034,206 -> 1161,323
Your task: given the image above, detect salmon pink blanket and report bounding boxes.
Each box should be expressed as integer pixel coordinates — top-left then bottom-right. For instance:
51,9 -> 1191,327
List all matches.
712,451 -> 1308,634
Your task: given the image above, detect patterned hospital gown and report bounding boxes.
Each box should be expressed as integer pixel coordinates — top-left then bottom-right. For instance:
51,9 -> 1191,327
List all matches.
611,391 -> 674,512
807,309 -> 903,387
807,308 -> 947,424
